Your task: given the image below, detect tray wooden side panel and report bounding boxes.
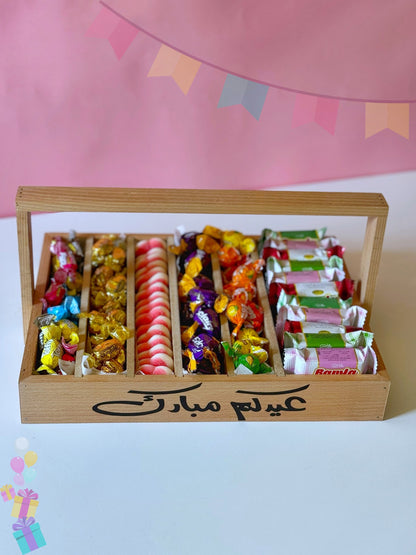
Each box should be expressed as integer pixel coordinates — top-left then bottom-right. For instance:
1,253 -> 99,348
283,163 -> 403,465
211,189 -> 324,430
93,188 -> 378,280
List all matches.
16,188 -> 389,336
18,368 -> 390,423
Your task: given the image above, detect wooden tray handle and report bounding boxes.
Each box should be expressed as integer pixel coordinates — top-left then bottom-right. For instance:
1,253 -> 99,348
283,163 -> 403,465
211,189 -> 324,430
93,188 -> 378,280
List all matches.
16,187 -> 388,339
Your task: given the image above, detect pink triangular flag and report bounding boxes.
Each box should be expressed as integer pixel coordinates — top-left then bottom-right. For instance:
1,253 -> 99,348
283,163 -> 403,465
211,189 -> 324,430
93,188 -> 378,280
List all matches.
108,19 -> 139,60
86,7 -> 120,38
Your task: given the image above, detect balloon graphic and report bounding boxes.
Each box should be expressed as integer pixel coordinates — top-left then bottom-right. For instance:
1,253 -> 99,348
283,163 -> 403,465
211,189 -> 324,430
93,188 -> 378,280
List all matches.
13,473 -> 24,486
15,437 -> 29,454
23,467 -> 36,484
10,456 -> 25,473
24,451 -> 38,468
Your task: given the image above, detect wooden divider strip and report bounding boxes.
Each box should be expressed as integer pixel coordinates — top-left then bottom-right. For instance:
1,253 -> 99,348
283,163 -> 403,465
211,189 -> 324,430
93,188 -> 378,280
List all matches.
211,252 -> 235,376
167,237 -> 183,377
75,236 -> 94,378
126,236 -> 136,378
256,274 -> 285,376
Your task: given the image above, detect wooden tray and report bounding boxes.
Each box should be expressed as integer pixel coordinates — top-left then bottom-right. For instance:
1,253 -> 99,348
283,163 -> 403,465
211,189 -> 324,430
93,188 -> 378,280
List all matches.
16,187 -> 390,422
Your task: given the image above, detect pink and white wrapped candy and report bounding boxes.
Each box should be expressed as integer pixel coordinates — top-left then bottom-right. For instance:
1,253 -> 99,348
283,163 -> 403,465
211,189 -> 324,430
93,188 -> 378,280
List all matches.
283,347 -> 377,375
266,268 -> 345,288
276,305 -> 367,340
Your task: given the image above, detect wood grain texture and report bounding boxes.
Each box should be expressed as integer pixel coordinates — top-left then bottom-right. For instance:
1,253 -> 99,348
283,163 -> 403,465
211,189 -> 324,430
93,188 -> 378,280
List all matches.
16,187 -> 388,216
360,214 -> 388,319
18,366 -> 390,423
16,208 -> 34,338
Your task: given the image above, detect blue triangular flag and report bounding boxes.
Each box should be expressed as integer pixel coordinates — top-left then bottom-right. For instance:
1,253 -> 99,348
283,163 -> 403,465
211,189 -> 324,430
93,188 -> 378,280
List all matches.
218,75 -> 268,120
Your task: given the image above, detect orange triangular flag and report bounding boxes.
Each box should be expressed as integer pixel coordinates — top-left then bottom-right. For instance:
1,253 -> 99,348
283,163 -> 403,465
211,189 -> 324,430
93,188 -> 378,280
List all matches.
365,103 -> 409,139
148,45 -> 201,95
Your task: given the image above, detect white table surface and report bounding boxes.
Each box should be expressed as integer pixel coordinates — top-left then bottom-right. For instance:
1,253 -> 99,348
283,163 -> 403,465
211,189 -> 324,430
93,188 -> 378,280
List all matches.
1,176 -> 416,555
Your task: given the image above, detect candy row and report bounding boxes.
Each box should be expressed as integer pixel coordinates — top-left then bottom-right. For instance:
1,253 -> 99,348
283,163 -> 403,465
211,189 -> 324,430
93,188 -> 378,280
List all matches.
32,228 -> 378,376
134,238 -> 174,375
34,233 -> 84,375
259,227 -> 377,375
171,227 -> 275,375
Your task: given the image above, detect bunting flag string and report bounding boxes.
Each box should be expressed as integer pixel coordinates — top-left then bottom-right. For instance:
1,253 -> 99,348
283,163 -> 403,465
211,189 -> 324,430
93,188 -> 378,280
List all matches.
87,4 -> 411,138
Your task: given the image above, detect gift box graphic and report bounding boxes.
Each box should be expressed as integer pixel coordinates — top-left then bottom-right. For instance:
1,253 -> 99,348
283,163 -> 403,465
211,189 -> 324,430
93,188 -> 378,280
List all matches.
12,517 -> 46,554
1,484 -> 15,501
11,489 -> 39,519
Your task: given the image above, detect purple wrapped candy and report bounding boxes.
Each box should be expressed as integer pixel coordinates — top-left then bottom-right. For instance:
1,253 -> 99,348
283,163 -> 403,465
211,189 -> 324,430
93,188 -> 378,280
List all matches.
185,333 -> 224,374
193,275 -> 215,290
180,302 -> 195,325
193,307 -> 220,338
181,232 -> 198,254
188,287 -> 218,308
185,249 -> 211,271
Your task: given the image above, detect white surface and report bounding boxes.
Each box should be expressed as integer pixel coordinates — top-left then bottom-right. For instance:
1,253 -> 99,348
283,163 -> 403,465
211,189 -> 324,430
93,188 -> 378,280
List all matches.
1,173 -> 416,555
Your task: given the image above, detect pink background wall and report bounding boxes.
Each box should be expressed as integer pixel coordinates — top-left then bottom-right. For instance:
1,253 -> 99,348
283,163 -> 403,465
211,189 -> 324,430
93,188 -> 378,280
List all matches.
1,0 -> 415,217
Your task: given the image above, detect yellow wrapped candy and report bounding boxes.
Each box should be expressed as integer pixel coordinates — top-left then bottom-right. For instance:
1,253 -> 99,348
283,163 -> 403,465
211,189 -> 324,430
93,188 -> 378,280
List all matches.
58,319 -> 78,341
202,225 -> 222,240
178,274 -> 196,298
34,364 -> 58,375
41,339 -> 63,369
184,257 -> 202,279
237,328 -> 269,347
214,294 -> 228,314
222,230 -> 243,248
92,338 -> 122,363
196,233 -> 221,254
101,359 -> 125,373
40,324 -> 62,345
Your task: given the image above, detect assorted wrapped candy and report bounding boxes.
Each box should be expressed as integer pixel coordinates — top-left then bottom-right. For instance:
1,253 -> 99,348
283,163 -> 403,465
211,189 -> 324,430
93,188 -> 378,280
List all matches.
181,226 -> 272,375
34,233 -> 84,375
172,228 -> 225,374
261,226 -> 377,376
81,234 -> 132,375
